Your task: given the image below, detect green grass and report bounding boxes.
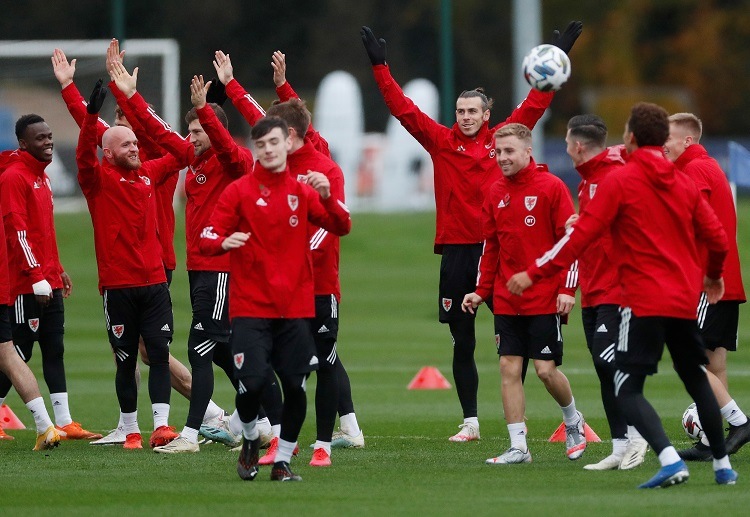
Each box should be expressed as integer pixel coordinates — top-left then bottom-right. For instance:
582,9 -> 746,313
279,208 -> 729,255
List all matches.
2,202 -> 750,515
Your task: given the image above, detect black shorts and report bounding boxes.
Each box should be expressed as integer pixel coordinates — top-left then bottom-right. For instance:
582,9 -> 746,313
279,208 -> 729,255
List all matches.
697,295 -> 739,351
11,289 -> 65,342
231,318 -> 317,378
0,305 -> 11,343
439,244 -> 487,322
582,304 -> 620,361
616,308 -> 708,376
494,313 -> 563,365
188,271 -> 230,342
310,294 -> 340,364
103,284 -> 173,349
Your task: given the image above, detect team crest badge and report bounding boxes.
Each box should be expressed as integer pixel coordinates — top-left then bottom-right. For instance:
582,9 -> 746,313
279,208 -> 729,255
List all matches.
288,195 -> 299,211
234,353 -> 245,369
524,196 -> 537,211
139,176 -> 151,186
28,318 -> 40,332
589,184 -> 597,199
495,334 -> 501,352
442,298 -> 453,312
112,324 -> 125,339
297,174 -> 307,183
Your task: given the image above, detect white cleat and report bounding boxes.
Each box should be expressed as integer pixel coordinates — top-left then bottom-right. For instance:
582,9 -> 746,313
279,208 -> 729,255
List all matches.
620,436 -> 649,470
331,428 -> 365,449
199,416 -> 241,448
449,422 -> 480,442
486,447 -> 532,464
90,426 -> 126,445
565,411 -> 587,460
583,453 -> 623,470
153,435 -> 200,454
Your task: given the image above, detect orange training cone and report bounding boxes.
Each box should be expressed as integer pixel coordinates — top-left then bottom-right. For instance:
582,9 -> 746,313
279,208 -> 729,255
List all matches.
407,366 -> 452,390
0,404 -> 26,430
548,421 -> 601,442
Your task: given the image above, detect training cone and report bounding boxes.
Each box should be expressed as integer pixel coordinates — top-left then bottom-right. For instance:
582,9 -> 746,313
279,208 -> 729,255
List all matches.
407,366 -> 452,390
548,421 -> 601,442
0,404 -> 26,430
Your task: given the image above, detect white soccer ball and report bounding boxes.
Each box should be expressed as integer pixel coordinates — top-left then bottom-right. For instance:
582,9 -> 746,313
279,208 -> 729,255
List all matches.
682,403 -> 704,441
522,44 -> 571,92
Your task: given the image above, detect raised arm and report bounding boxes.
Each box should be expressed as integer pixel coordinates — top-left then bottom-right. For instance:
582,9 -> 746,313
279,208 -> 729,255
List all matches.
76,81 -> 107,197
215,50 -> 266,127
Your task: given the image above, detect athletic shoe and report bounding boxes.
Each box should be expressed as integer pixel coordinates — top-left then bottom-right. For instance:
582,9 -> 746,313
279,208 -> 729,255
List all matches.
90,426 -> 126,445
56,421 -> 103,440
715,468 -> 738,485
33,425 -> 62,451
199,418 -> 241,448
257,417 -> 274,448
0,426 -> 14,440
726,420 -> 750,455
485,447 -> 532,464
270,461 -> 302,481
448,422 -> 480,442
124,433 -> 143,449
619,436 -> 649,470
583,453 -> 623,471
153,435 -> 200,454
331,428 -> 365,449
638,460 -> 689,488
258,436 -> 279,465
565,411 -> 587,460
310,448 -> 332,467
677,441 -> 712,462
149,425 -> 178,448
237,436 -> 260,481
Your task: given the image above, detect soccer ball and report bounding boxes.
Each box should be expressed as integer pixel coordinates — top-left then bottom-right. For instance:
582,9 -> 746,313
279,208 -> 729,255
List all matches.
522,44 -> 571,92
682,403 -> 704,440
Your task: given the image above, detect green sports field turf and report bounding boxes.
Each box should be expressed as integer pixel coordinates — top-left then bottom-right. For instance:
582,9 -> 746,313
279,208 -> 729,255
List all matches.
1,202 -> 749,515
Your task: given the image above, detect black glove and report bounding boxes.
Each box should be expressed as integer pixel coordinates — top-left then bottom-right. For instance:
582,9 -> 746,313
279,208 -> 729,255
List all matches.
87,79 -> 107,114
206,77 -> 227,106
361,26 -> 387,66
551,21 -> 583,55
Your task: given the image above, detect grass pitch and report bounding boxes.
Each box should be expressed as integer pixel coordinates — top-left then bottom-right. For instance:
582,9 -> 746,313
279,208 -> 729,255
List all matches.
1,203 -> 750,516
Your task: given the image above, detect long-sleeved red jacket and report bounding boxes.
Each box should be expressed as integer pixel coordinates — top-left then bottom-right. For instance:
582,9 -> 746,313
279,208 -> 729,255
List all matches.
528,147 -> 728,319
0,196 -> 8,306
575,146 -> 626,308
372,64 -> 554,253
0,150 -> 64,298
674,144 -> 746,303
77,112 -> 177,292
476,160 -> 577,315
126,91 -> 253,272
199,163 -> 351,319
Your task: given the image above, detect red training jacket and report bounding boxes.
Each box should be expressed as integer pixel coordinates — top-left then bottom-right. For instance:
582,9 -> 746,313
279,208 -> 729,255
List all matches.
476,159 -> 577,315
199,162 -> 351,319
0,188 -> 10,306
528,147 -> 728,319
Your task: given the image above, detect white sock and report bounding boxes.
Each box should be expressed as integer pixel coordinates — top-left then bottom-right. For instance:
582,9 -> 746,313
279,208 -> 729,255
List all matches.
612,438 -> 628,457
561,398 -> 579,426
313,440 -> 332,454
627,425 -> 643,440
275,438 -> 296,463
25,397 -> 53,432
49,392 -> 73,427
180,426 -> 199,443
241,418 -> 259,441
721,400 -> 748,426
464,416 -> 479,427
713,455 -> 731,471
508,422 -> 528,451
700,433 -> 710,446
117,412 -> 125,430
203,400 -> 224,423
657,446 -> 681,466
340,413 -> 361,435
152,403 -> 170,429
122,411 -> 140,435
271,424 -> 281,439
229,410 -> 243,436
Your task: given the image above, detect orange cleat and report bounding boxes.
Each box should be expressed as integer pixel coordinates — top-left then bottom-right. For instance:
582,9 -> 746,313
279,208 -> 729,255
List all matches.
258,437 -> 278,465
0,426 -> 14,440
56,421 -> 103,440
309,447 -> 332,467
149,425 -> 178,448
34,426 -> 62,451
124,433 -> 143,449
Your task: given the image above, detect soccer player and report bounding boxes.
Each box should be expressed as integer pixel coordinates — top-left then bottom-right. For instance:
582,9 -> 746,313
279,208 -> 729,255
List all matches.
0,115 -> 100,441
361,22 -> 582,441
507,102 -> 737,487
0,193 -> 61,450
663,112 -> 750,459
564,115 -> 649,471
461,123 -> 586,464
199,116 -> 351,482
76,79 -> 179,450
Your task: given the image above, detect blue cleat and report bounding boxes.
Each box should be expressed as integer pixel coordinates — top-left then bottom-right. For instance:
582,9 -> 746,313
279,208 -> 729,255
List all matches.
715,468 -> 738,485
638,460 -> 689,488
